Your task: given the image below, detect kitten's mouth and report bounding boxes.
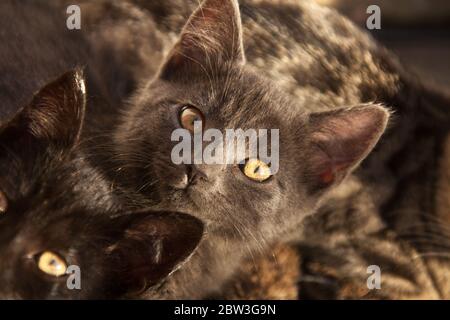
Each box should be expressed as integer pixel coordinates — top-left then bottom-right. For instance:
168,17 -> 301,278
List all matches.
165,186 -> 202,215
168,180 -> 208,212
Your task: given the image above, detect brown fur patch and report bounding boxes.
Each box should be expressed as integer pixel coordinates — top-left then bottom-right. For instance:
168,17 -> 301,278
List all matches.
219,245 -> 300,300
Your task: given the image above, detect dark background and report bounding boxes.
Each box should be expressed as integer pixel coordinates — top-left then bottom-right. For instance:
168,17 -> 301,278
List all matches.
316,0 -> 450,90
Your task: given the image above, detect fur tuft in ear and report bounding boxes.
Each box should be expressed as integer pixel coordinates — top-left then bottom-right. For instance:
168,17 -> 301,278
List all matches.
0,68 -> 86,154
307,104 -> 390,190
159,0 -> 245,80
106,211 -> 204,296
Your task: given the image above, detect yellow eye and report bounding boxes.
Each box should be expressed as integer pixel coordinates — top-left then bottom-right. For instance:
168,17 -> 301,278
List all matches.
179,106 -> 204,132
241,159 -> 272,182
0,190 -> 7,214
37,251 -> 67,277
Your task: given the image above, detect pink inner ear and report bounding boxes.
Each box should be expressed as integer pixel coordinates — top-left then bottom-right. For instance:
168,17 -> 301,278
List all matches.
311,105 -> 389,187
319,168 -> 335,185
318,163 -> 349,185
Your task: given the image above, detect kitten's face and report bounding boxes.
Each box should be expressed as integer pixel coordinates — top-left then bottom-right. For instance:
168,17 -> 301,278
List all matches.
0,209 -> 203,299
115,0 -> 389,240
118,67 -> 313,236
0,70 -> 203,299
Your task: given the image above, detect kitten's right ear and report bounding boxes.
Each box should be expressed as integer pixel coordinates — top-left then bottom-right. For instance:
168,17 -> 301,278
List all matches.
0,69 -> 86,156
106,211 -> 204,297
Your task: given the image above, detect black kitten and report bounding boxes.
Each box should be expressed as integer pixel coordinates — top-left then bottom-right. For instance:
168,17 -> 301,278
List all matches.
113,0 -> 389,298
0,1 -> 204,299
0,68 -> 203,299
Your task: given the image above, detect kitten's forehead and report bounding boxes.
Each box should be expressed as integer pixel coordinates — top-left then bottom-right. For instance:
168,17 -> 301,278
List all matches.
195,67 -> 300,129
142,65 -> 303,130
1,173 -> 121,260
1,151 -> 117,233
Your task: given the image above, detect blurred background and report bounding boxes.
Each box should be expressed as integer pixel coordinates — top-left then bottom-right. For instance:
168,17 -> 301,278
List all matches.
315,0 -> 450,90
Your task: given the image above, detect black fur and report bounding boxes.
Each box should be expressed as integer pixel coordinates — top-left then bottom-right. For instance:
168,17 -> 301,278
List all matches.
0,1 -> 204,299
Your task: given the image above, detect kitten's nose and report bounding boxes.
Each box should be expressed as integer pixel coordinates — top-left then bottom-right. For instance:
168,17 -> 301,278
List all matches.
172,165 -> 208,190
187,165 -> 208,183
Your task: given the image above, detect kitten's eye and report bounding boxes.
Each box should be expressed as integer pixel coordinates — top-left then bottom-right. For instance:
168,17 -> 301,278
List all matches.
179,106 -> 204,132
0,190 -> 7,214
240,159 -> 272,182
37,251 -> 67,277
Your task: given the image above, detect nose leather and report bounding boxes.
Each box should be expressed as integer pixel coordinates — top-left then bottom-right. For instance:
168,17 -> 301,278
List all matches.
187,165 -> 208,183
172,165 -> 208,190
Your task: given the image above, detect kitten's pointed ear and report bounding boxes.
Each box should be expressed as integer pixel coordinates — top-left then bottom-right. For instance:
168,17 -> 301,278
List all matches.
107,211 -> 204,296
0,69 -> 86,154
159,0 -> 245,80
307,104 -> 390,191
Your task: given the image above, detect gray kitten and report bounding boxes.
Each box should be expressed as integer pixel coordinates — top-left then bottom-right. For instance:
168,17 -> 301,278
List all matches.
75,0 -> 449,298
105,0 -> 390,298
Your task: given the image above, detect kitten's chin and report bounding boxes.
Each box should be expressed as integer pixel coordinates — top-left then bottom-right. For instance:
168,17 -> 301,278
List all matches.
158,186 -> 216,221
158,186 -> 202,212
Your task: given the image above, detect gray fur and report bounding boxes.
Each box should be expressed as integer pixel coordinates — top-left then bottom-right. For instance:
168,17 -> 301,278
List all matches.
73,0 -> 449,298
91,0 -> 391,298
